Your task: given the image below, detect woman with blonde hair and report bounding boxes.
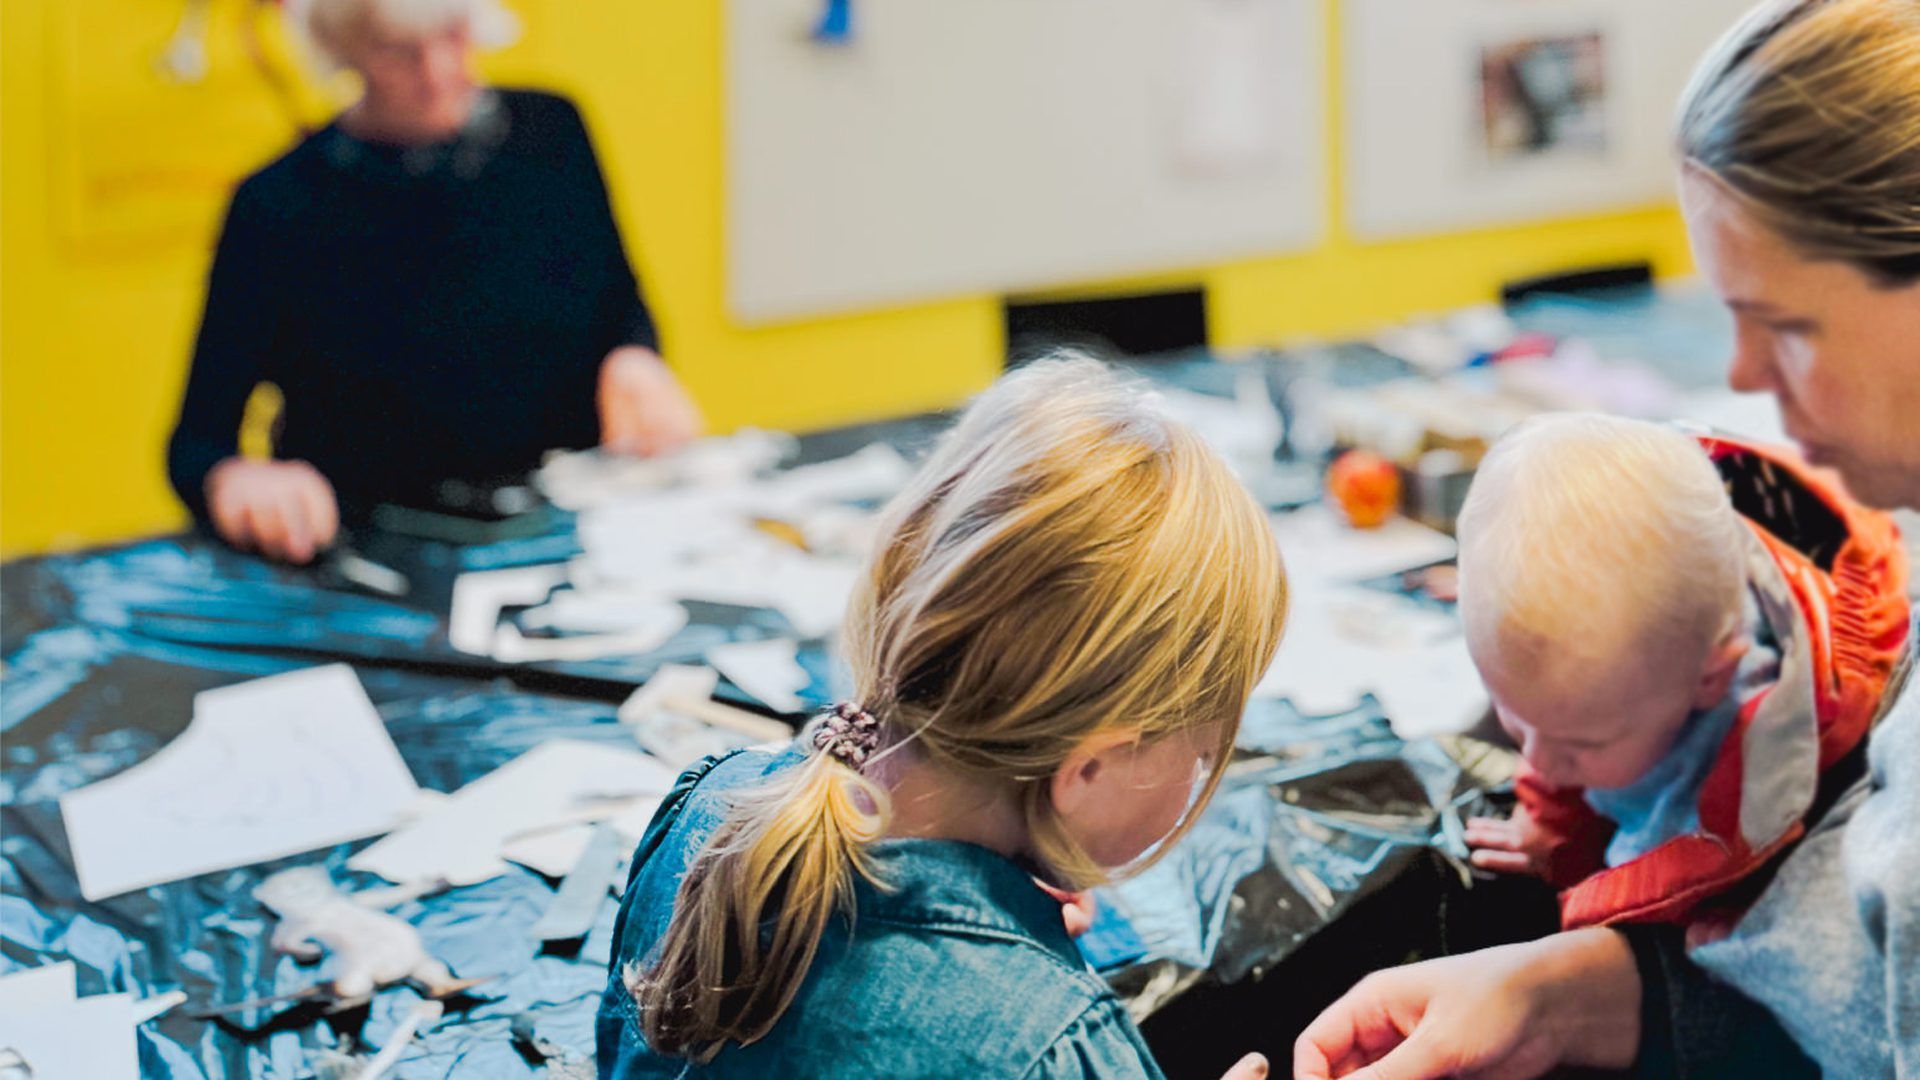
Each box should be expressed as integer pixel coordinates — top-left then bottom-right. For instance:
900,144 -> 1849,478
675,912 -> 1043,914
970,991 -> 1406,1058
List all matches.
1296,2 -> 1920,1076
596,356 -> 1288,1078
168,0 -> 699,564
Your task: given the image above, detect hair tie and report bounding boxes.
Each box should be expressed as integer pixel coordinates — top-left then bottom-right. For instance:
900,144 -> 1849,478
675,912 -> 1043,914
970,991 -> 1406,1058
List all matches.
811,702 -> 883,770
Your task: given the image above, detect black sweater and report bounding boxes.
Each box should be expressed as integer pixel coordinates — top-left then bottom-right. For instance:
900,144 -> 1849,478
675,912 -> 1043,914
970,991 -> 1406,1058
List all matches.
168,89 -> 658,522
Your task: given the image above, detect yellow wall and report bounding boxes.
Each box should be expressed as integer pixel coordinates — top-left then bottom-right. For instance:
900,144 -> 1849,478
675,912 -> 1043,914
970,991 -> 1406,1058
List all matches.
1,0 -> 1694,556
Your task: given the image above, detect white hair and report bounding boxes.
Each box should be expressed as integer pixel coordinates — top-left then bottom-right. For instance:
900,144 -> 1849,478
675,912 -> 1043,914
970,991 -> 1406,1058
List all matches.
289,0 -> 520,69
1456,413 -> 1746,683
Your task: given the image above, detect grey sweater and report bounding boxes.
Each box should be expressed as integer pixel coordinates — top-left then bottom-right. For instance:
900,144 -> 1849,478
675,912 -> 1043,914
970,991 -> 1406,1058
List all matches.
1686,619 -> 1919,1076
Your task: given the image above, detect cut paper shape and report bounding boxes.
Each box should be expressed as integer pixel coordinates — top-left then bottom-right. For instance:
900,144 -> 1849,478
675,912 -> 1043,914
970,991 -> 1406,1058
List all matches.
707,639 -> 809,715
618,664 -> 789,770
617,664 -> 723,727
656,549 -> 861,640
59,665 -> 421,901
0,993 -> 138,1080
447,564 -> 568,655
749,443 -> 912,518
500,794 -> 665,881
626,711 -> 760,772
490,603 -> 687,664
528,823 -> 628,941
533,431 -> 797,511
1252,584 -> 1465,718
350,740 -> 677,887
1269,506 -> 1457,584
0,962 -> 76,1011
1370,636 -> 1491,740
561,442 -> 907,644
520,591 -> 689,637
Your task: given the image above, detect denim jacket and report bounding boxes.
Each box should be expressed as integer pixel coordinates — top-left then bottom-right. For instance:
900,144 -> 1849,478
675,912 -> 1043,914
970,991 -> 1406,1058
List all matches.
596,746 -> 1167,1079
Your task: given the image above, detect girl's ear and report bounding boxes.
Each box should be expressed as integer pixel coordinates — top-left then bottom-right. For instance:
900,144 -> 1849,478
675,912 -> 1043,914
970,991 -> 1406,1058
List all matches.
1048,730 -> 1134,818
1050,748 -> 1101,819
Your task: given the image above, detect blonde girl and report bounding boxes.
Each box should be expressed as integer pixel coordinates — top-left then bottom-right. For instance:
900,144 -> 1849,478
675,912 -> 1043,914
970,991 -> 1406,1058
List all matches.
597,356 -> 1287,1078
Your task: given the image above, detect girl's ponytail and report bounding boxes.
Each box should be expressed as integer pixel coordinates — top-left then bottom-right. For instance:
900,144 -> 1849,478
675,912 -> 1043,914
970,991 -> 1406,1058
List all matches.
631,708 -> 889,1063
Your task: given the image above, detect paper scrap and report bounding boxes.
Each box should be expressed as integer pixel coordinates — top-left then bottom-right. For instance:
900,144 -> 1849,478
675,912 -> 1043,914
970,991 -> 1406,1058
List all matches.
1371,636 -> 1491,740
529,823 -> 629,941
563,443 -> 904,643
575,491 -> 771,582
500,806 -> 652,882
749,443 -> 912,518
354,998 -> 442,1080
0,962 -> 76,1010
59,665 -> 421,901
652,548 -> 861,640
491,611 -> 687,665
451,568 -> 683,663
350,740 -> 676,887
0,993 -> 137,1080
618,664 -> 723,727
707,639 -> 809,715
1270,505 -> 1457,585
629,710 -> 761,772
1254,585 -> 1464,717
535,431 -> 798,510
448,564 -> 568,655
520,591 -> 689,637
131,990 -> 187,1026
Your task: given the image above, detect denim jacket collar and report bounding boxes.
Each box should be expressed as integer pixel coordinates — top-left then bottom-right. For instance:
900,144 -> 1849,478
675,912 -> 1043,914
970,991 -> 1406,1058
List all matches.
855,837 -> 1082,963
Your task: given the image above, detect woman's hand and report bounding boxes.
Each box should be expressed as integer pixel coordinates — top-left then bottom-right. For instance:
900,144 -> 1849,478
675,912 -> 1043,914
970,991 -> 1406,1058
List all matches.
205,457 -> 340,565
1465,806 -> 1554,878
1292,928 -> 1641,1080
598,346 -> 702,457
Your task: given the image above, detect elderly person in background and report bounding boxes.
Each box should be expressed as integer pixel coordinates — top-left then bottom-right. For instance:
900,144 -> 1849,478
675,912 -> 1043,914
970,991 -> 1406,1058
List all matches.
168,0 -> 699,563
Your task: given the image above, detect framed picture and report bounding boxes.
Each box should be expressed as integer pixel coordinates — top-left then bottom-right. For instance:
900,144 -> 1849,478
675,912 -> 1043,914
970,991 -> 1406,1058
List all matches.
1479,31 -> 1609,164
1343,0 -> 1756,240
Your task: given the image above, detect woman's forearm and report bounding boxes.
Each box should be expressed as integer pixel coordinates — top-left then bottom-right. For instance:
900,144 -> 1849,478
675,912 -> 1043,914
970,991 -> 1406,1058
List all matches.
1519,928 -> 1643,1071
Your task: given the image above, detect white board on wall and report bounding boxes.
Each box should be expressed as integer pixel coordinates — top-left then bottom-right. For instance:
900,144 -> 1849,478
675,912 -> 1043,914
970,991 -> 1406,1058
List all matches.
1343,0 -> 1756,241
727,0 -> 1324,324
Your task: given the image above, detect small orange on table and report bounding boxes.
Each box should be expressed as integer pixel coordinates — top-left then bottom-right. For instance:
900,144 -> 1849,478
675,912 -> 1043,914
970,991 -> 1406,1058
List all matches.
1326,450 -> 1401,529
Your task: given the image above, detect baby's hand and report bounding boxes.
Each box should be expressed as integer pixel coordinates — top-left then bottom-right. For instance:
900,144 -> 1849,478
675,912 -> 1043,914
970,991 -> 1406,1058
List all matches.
1465,807 -> 1554,878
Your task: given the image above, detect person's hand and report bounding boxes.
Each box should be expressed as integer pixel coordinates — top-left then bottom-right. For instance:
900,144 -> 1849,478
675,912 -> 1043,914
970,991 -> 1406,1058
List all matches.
205,457 -> 341,565
1293,928 -> 1641,1080
1221,1052 -> 1269,1079
598,346 -> 702,457
1034,880 -> 1096,938
1465,806 -> 1554,878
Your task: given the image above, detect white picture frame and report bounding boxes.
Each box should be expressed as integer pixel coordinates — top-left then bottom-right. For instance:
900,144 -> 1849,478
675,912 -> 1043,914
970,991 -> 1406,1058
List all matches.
1343,0 -> 1758,240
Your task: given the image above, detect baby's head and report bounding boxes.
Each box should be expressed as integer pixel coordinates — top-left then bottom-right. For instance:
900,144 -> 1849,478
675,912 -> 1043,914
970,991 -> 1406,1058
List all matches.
1457,414 -> 1749,791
